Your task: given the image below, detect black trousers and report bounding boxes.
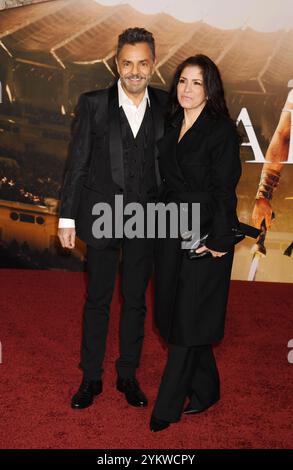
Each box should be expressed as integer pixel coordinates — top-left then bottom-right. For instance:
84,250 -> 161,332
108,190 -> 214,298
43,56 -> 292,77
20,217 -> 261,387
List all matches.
80,237 -> 154,381
152,344 -> 220,422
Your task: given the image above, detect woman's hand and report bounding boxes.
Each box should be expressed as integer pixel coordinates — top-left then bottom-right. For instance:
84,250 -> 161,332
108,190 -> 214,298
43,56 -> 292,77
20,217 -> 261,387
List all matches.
195,245 -> 227,257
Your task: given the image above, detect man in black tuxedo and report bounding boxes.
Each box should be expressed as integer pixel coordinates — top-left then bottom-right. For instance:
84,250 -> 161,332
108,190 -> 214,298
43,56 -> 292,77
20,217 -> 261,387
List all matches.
58,28 -> 168,409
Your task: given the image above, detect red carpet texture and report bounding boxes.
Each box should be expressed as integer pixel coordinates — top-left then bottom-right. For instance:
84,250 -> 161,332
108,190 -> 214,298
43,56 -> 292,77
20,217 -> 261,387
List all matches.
0,268 -> 292,449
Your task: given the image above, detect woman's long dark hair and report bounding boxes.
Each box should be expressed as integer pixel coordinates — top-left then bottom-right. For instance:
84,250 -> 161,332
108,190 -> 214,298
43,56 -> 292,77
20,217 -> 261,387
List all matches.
168,54 -> 232,121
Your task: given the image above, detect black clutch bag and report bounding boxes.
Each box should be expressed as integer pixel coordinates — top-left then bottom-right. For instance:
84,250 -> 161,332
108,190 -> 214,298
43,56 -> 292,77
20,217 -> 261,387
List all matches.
182,223 -> 260,260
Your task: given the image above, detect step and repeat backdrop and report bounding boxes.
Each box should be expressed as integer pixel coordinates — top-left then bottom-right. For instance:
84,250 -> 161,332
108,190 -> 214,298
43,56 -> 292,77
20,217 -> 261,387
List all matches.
0,0 -> 292,281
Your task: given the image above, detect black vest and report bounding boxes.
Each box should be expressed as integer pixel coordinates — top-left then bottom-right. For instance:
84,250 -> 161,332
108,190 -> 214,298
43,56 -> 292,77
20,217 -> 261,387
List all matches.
119,104 -> 157,203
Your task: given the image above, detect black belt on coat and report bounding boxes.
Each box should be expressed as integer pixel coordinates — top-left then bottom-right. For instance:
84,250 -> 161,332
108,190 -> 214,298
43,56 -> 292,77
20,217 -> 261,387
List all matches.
163,189 -> 260,239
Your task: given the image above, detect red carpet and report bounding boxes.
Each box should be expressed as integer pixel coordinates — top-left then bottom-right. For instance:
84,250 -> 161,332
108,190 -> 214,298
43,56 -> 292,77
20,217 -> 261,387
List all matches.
0,268 -> 292,449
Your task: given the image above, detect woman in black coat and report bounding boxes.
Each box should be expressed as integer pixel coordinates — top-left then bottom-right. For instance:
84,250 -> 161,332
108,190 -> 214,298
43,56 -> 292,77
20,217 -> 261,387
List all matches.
150,55 -> 243,432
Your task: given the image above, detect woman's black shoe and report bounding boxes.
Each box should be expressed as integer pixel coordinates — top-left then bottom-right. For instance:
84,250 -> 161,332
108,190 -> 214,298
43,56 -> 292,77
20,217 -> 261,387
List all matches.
150,415 -> 170,432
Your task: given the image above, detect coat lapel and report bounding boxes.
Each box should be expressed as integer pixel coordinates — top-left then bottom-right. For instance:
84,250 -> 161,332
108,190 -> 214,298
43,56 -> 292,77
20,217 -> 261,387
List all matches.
164,127 -> 187,184
159,108 -> 187,184
188,104 -> 216,136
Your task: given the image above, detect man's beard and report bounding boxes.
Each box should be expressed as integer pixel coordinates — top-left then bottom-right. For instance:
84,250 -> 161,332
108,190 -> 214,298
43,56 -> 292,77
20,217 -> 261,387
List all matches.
120,73 -> 151,94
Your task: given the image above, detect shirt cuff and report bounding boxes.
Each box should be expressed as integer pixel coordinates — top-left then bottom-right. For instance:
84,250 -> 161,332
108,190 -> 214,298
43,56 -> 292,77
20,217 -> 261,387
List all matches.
58,218 -> 75,228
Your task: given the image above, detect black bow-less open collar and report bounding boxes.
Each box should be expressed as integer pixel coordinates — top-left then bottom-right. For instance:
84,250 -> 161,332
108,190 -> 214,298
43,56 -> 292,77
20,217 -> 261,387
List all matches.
157,104 -> 214,186
169,103 -> 215,136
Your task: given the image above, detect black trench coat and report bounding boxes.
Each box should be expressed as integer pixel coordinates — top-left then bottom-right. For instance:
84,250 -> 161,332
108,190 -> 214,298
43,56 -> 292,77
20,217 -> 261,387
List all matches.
154,104 -> 242,346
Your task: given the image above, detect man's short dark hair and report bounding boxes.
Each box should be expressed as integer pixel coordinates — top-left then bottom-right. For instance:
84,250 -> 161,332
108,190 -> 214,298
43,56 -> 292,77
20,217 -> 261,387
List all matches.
117,27 -> 155,59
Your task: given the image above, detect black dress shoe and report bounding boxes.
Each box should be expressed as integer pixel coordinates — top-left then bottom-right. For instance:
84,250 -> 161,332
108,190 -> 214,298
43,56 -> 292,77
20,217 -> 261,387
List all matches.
150,415 -> 170,432
71,379 -> 103,409
116,377 -> 148,407
183,398 -> 219,414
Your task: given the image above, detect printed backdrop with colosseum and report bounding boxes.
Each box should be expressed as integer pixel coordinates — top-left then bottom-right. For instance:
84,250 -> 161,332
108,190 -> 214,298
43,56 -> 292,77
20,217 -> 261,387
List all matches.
0,0 -> 292,281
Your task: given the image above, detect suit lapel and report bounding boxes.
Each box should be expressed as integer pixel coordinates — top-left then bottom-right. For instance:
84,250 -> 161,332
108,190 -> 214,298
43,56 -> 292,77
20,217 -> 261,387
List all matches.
148,87 -> 166,187
108,82 -> 124,189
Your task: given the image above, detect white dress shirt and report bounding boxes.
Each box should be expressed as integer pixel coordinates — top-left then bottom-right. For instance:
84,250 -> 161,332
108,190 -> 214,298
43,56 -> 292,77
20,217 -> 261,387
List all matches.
58,80 -> 150,229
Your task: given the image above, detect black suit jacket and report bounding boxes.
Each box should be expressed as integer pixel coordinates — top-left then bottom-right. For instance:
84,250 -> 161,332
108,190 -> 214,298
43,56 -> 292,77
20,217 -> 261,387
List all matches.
59,82 -> 168,248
